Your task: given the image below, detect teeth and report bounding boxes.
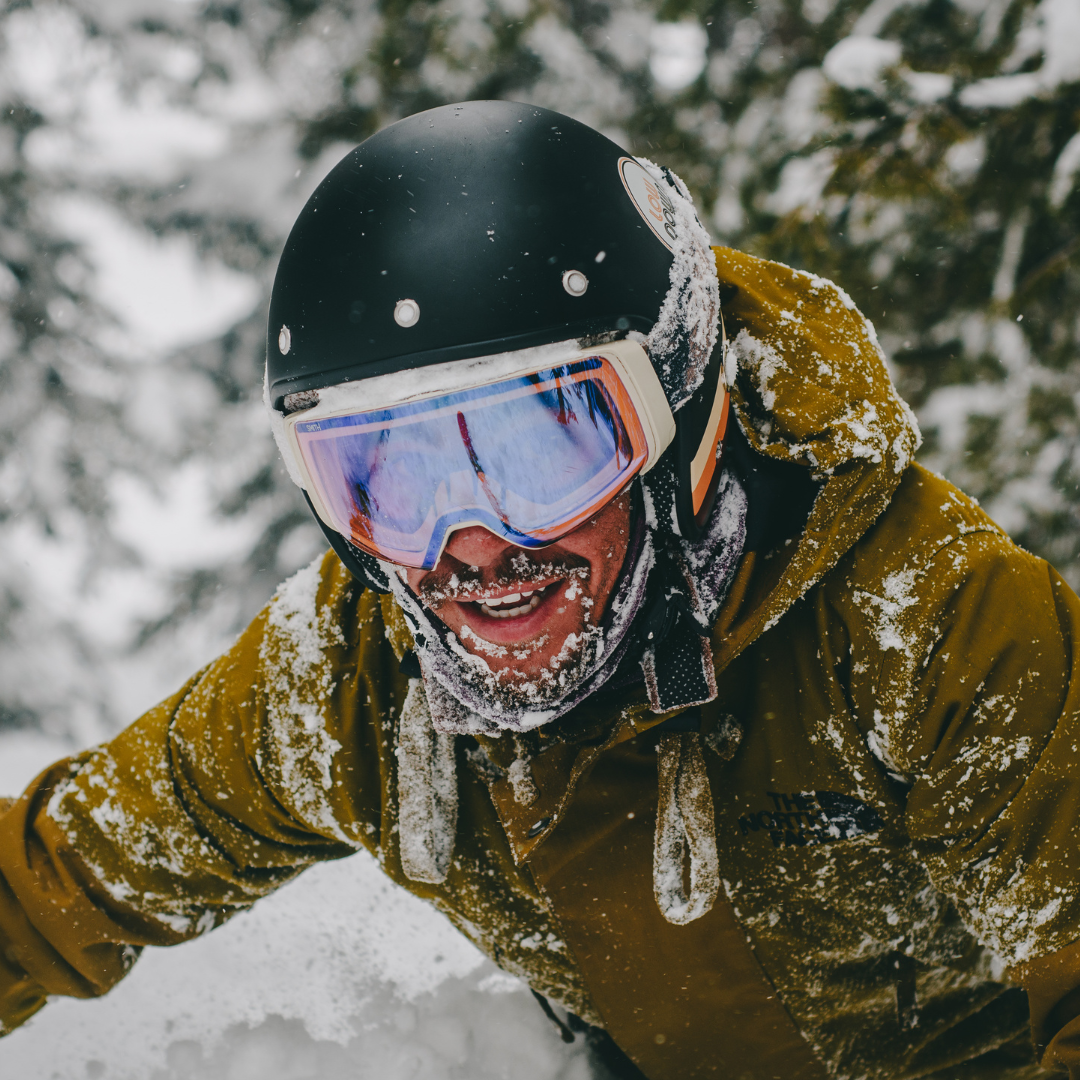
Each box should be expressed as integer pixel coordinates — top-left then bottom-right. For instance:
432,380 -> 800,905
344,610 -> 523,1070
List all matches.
479,592 -> 543,619
485,591 -> 522,607
474,588 -> 538,608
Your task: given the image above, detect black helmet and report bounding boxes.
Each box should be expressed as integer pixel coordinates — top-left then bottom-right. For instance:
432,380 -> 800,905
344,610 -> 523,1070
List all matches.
266,100 -> 724,587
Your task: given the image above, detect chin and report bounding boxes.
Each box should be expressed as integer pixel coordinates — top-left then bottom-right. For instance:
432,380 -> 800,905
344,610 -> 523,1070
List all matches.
448,604 -> 598,685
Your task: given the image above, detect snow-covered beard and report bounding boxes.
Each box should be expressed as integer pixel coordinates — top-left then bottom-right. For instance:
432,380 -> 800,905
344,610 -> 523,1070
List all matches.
413,549 -> 610,717
452,604 -> 607,715
383,509 -> 654,734
382,467 -> 747,735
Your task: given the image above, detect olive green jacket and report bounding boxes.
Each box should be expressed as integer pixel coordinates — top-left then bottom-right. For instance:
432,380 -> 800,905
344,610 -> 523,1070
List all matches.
2,248 -> 1079,1080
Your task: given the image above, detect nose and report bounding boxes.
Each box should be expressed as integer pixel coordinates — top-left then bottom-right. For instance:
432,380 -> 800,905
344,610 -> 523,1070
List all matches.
441,524 -> 516,567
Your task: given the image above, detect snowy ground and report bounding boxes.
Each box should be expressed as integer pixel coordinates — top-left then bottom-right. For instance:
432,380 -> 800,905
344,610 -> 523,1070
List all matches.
0,731 -> 595,1080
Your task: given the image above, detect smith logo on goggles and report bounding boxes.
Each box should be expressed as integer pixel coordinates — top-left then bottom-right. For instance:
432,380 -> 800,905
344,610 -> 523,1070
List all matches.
283,340 -> 725,569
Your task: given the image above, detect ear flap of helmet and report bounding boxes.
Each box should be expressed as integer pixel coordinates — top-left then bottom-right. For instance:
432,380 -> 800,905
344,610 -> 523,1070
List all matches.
672,316 -> 730,541
304,491 -> 392,594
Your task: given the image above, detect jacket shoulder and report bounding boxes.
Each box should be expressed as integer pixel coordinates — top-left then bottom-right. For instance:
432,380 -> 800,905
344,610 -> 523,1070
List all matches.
850,462 -> 1007,576
815,462 -> 1033,759
811,463 -> 1018,680
820,463 -> 1063,781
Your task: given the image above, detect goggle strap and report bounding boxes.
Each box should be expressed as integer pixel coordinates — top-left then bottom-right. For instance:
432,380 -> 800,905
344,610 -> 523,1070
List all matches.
304,490 -> 392,593
666,326 -> 730,541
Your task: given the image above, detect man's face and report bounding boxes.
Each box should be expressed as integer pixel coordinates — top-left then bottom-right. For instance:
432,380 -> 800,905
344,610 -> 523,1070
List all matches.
404,492 -> 632,685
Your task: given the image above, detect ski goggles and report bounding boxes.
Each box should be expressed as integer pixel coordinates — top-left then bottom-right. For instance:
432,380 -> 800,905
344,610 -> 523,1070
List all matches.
281,339 -> 677,569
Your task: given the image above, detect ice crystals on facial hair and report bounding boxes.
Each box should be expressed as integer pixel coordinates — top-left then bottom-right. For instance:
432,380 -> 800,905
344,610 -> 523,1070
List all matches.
383,535 -> 653,733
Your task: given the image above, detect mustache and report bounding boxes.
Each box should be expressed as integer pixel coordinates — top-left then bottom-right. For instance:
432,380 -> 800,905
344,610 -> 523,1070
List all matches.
417,547 -> 590,607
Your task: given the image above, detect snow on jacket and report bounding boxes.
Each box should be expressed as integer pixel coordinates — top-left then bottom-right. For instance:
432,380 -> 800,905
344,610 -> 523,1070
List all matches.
2,247 -> 1079,1080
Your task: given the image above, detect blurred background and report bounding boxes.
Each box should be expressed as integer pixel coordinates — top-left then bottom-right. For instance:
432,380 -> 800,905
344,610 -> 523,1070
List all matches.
0,0 -> 1077,1075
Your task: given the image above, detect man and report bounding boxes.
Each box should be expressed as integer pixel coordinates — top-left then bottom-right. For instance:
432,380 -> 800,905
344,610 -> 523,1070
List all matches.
1,100 -> 1079,1080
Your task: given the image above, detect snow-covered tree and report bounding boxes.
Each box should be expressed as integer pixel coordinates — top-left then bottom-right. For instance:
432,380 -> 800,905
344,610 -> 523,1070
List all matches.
0,0 -> 1077,740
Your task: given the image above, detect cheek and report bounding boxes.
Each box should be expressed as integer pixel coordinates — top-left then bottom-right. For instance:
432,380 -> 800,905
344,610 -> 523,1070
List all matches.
595,540 -> 627,592
562,501 -> 632,594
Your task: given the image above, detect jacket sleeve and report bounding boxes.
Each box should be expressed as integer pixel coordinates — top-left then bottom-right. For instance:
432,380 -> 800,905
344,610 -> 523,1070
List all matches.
1018,938 -> 1080,1077
0,552 -> 404,1035
852,515 -> 1080,1074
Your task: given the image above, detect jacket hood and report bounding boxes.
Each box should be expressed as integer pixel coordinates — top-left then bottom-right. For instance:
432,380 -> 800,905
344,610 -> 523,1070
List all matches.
710,246 -> 922,671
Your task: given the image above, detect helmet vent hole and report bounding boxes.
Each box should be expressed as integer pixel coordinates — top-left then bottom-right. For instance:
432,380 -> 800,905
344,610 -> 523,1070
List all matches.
283,389 -> 319,414
562,270 -> 588,297
278,325 -> 291,354
394,299 -> 421,327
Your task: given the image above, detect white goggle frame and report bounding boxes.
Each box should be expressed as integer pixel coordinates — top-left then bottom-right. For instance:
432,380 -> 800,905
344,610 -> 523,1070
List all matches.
281,337 -> 678,546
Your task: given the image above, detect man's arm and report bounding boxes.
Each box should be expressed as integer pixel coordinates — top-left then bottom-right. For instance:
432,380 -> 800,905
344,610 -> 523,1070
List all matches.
0,552 -> 402,1035
843,499 -> 1080,1075
1018,938 -> 1080,1076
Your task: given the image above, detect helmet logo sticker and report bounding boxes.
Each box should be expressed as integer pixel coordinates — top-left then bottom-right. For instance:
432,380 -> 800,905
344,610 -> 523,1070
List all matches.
278,325 -> 291,355
562,269 -> 589,296
618,157 -> 677,251
394,299 -> 421,327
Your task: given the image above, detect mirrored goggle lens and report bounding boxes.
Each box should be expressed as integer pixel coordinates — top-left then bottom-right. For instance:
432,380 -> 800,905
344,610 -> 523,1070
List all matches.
292,357 -> 649,568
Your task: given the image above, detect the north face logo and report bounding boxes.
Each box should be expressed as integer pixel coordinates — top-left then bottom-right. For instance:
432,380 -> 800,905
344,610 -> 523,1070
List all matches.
737,790 -> 884,849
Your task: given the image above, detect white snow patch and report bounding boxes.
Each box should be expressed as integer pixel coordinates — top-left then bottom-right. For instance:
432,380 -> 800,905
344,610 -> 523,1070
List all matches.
395,678 -> 458,884
765,149 -> 837,217
0,844 -> 592,1078
855,568 -> 920,658
3,6 -> 228,183
944,136 -> 987,182
822,36 -> 902,92
259,557 -> 354,844
960,72 -> 1041,109
904,69 -> 953,103
650,21 -> 708,90
730,329 -> 783,410
47,195 -> 259,358
109,462 -> 265,573
1050,131 -> 1080,209
636,158 -> 721,408
0,733 -> 589,1079
959,0 -> 1080,108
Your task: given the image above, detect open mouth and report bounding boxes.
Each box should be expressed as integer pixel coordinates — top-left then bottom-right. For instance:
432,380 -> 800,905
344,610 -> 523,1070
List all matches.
459,581 -> 560,621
